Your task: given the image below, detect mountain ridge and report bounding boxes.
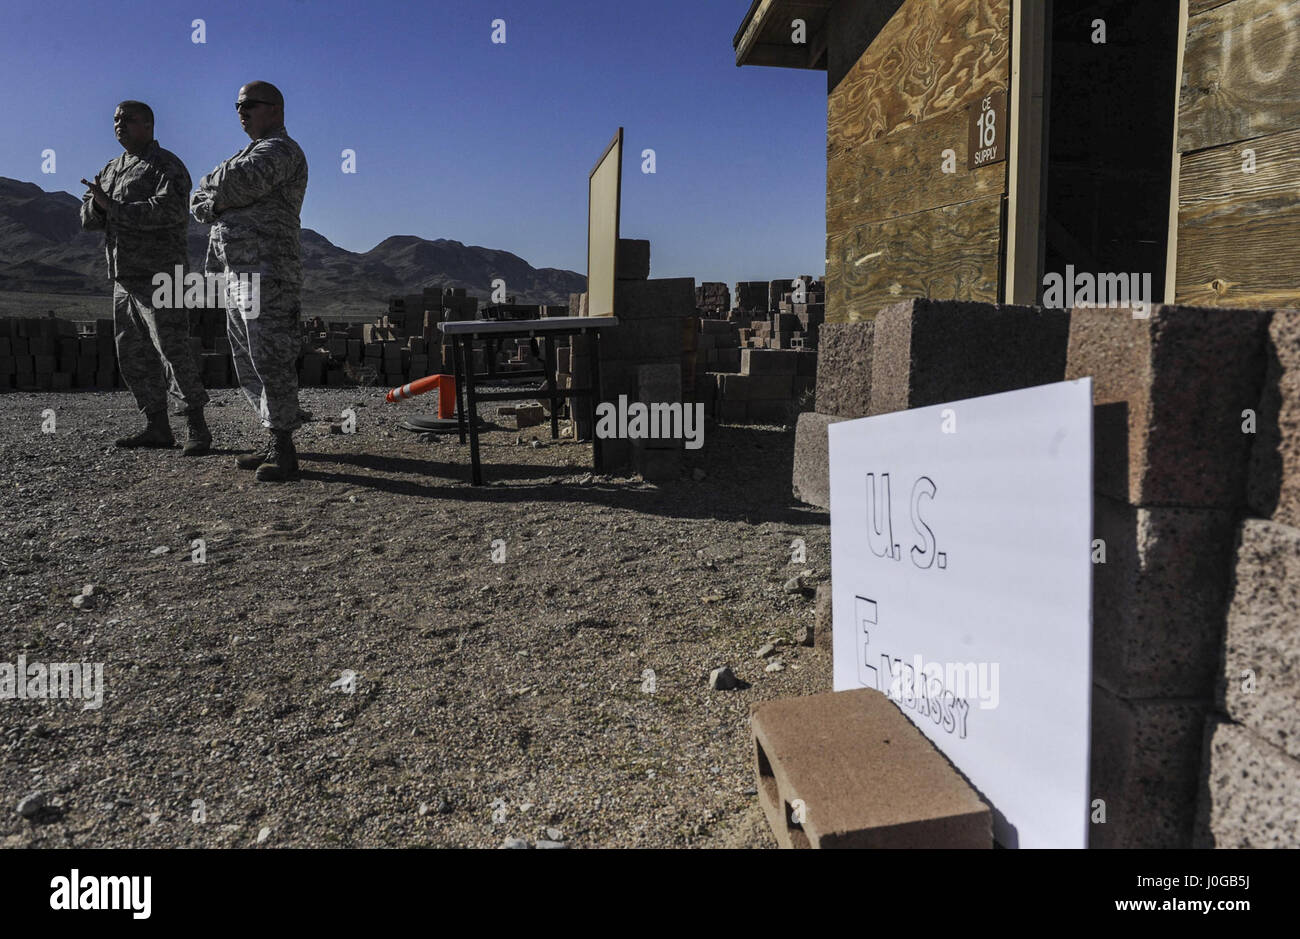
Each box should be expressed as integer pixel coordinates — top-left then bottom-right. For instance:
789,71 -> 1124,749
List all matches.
0,176 -> 586,314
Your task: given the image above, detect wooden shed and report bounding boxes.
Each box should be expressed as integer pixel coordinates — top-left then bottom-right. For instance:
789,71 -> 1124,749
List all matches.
734,0 -> 1300,321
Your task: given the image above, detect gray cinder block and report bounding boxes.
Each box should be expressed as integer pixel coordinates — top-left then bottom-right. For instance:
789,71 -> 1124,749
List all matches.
1066,303 -> 1268,508
870,299 -> 1070,418
1197,720 -> 1300,848
1089,685 -> 1208,848
616,239 -> 651,280
1248,310 -> 1300,527
1092,495 -> 1237,698
751,688 -> 991,848
741,348 -> 799,376
792,412 -> 848,509
816,321 -> 874,419
1222,519 -> 1300,761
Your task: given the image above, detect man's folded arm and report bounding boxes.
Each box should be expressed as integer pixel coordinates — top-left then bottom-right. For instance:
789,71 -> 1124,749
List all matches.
208,142 -> 293,212
106,170 -> 191,231
79,193 -> 106,231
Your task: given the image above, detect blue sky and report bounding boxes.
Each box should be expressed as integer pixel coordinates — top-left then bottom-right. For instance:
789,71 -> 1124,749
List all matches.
0,0 -> 828,290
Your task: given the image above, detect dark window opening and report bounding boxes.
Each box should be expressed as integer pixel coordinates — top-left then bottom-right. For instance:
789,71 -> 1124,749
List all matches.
1040,0 -> 1182,303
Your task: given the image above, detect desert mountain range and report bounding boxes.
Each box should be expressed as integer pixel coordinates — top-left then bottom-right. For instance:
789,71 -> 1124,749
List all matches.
0,176 -> 586,314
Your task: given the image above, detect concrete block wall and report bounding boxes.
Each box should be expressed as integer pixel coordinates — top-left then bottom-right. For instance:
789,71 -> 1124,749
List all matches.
1064,303 -> 1272,848
792,299 -> 1069,511
1194,309 -> 1300,847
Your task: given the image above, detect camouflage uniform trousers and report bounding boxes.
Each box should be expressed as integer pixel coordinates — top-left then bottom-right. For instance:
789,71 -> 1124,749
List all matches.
113,277 -> 209,417
224,275 -> 303,433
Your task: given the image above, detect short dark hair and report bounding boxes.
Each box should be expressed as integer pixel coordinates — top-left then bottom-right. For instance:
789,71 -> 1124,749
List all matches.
117,100 -> 154,126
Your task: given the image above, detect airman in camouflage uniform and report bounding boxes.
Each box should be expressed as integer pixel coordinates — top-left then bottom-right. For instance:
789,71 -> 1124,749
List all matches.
191,81 -> 308,482
80,100 -> 211,454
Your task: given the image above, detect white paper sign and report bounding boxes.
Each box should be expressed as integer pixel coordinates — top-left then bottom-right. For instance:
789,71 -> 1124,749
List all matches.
829,380 -> 1093,849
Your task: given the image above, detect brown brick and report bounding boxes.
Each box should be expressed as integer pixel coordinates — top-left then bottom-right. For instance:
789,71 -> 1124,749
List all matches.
751,689 -> 992,848
1066,303 -> 1268,508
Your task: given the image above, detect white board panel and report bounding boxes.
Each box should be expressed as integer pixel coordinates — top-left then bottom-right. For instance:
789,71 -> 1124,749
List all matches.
829,379 -> 1094,848
587,129 -> 622,318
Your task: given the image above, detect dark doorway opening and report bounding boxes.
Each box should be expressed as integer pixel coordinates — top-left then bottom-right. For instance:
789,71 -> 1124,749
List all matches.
1040,0 -> 1182,303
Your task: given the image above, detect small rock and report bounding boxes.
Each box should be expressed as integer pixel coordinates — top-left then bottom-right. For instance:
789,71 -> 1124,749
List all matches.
545,827 -> 564,841
561,426 -> 574,438
796,624 -> 815,648
578,474 -> 593,485
531,440 -> 543,449
256,826 -> 271,844
692,468 -> 707,482
535,840 -> 567,849
742,787 -> 758,797
435,799 -> 452,815
418,802 -> 430,816
709,666 -> 737,691
17,792 -> 45,819
500,837 -> 531,849
150,546 -> 170,556
783,576 -> 805,594
766,659 -> 785,674
756,643 -> 777,659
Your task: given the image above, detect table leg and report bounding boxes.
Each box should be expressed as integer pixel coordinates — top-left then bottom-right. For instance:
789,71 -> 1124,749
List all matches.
589,331 -> 603,473
545,337 -> 559,440
463,337 -> 484,486
452,335 -> 467,445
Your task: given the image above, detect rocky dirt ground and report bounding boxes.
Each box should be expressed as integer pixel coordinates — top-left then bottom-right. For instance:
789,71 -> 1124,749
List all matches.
0,387 -> 832,848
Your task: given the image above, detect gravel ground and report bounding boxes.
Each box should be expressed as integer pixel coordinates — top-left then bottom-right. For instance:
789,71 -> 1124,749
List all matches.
0,387 -> 832,848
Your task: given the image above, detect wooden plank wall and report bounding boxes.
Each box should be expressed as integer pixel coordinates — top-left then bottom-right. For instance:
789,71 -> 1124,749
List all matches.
1176,0 -> 1300,307
826,0 -> 1012,323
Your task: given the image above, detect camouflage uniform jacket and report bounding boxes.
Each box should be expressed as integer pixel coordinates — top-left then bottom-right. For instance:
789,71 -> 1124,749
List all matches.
79,140 -> 191,281
190,126 -> 308,287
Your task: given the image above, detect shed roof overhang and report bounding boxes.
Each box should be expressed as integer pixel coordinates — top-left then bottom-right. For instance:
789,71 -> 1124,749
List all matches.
733,0 -> 834,69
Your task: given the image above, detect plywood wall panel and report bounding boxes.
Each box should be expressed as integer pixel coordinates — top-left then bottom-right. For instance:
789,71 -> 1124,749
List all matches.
827,104 -> 1007,240
828,193 -> 1004,323
1180,0 -> 1300,153
1175,126 -> 1300,307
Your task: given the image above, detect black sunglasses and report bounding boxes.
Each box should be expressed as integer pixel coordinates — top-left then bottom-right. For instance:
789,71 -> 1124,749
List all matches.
235,100 -> 274,112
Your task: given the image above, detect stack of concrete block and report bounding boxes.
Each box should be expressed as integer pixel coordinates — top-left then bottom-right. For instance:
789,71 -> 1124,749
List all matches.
792,321 -> 865,506
616,239 -> 650,280
734,281 -> 769,314
1194,308 -> 1300,847
559,304 -> 594,440
706,348 -> 815,425
632,364 -> 684,481
1064,303 -> 1270,848
696,282 -> 730,315
0,316 -> 120,391
694,319 -> 742,379
596,250 -> 692,468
